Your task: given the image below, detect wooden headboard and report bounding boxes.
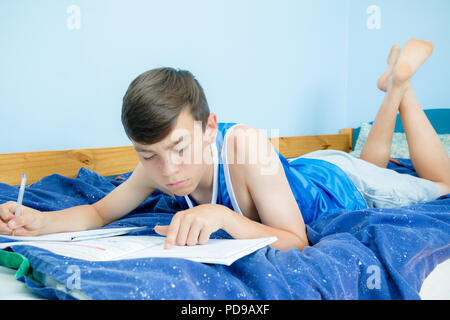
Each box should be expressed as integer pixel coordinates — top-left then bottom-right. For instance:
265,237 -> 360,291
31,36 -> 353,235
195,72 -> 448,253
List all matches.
0,128 -> 353,185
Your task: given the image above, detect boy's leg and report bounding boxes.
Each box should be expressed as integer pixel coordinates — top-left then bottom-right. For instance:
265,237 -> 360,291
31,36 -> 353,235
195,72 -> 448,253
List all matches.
359,44 -> 404,168
360,39 -> 450,196
398,86 -> 450,196
360,39 -> 434,168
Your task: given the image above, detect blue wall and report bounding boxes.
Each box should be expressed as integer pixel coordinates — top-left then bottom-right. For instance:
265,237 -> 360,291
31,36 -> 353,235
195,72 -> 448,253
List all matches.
346,0 -> 450,128
0,0 -> 449,153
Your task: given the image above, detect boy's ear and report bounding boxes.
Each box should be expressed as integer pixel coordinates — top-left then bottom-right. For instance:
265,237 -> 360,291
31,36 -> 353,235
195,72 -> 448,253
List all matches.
204,113 -> 218,144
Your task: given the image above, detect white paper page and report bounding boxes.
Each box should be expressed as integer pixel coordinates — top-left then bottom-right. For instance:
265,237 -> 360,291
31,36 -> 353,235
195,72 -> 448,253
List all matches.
0,236 -> 276,265
0,236 -> 164,261
117,236 -> 277,265
0,227 -> 146,242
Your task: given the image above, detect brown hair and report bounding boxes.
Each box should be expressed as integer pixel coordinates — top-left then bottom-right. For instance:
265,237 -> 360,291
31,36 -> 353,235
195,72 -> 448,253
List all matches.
121,67 -> 210,144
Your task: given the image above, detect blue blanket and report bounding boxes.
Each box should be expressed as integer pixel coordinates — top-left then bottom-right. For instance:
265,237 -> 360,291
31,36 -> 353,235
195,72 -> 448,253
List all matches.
0,161 -> 449,300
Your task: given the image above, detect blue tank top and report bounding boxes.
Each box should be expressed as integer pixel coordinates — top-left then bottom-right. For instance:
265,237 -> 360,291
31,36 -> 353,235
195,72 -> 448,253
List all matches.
174,123 -> 367,224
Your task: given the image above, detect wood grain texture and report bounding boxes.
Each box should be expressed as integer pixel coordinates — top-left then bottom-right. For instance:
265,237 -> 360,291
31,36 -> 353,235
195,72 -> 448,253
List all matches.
0,146 -> 139,185
269,131 -> 353,158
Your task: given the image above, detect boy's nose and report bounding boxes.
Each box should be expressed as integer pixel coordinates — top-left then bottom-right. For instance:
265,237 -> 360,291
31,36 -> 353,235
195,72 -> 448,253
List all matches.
161,157 -> 181,177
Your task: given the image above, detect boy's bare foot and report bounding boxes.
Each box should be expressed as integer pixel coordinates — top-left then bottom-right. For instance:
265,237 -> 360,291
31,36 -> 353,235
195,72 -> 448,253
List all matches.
393,39 -> 434,85
377,44 -> 401,92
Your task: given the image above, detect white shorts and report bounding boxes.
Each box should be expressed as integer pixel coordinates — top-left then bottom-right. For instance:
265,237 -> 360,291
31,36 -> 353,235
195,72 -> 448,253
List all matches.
300,150 -> 440,208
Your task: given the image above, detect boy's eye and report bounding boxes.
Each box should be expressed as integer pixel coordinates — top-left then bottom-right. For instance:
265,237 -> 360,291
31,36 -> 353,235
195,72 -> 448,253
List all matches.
143,155 -> 155,161
142,145 -> 186,161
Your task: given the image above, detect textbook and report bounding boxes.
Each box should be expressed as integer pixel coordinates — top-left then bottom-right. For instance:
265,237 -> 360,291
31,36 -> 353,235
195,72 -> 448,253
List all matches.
0,230 -> 277,266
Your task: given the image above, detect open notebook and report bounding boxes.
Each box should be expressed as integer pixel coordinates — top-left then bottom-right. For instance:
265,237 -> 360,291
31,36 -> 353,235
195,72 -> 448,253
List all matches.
0,228 -> 277,266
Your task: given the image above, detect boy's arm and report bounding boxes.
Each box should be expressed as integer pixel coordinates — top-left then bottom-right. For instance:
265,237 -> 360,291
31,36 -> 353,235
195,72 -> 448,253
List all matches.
3,162 -> 155,236
223,126 -> 309,250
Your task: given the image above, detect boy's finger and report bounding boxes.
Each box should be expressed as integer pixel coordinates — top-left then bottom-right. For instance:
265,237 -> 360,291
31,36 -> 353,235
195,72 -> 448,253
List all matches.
7,216 -> 26,230
186,223 -> 202,246
198,228 -> 212,245
12,227 -> 29,237
165,217 -> 181,249
176,215 -> 193,246
154,225 -> 169,236
0,205 -> 15,221
0,221 -> 11,234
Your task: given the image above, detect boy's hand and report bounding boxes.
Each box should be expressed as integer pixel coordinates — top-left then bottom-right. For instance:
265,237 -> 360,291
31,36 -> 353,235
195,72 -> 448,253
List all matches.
0,201 -> 45,236
154,204 -> 228,249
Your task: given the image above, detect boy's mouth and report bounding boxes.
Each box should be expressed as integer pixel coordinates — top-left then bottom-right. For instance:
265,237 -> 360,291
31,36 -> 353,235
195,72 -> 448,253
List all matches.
167,179 -> 189,189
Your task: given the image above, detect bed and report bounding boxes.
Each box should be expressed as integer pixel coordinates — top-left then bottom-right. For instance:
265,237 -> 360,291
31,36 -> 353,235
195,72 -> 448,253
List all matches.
0,111 -> 449,300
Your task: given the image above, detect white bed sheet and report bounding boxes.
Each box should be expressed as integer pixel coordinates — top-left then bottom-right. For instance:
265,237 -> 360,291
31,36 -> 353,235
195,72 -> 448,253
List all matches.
0,260 -> 448,300
0,266 -> 44,300
419,259 -> 450,300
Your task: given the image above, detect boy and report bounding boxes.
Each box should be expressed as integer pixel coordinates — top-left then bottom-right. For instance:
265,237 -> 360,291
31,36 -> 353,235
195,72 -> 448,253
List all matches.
1,39 -> 449,251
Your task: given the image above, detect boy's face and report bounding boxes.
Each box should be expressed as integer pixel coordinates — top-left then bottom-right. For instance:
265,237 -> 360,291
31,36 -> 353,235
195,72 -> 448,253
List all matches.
132,108 -> 218,197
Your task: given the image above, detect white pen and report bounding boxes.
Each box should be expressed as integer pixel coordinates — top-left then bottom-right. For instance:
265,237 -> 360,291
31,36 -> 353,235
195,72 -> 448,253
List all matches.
11,174 -> 27,236
15,173 -> 27,217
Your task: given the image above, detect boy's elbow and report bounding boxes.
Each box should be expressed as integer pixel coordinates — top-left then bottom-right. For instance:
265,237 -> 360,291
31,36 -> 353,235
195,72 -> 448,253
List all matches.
289,229 -> 310,251
270,232 -> 309,251
290,234 -> 309,251
296,235 -> 309,251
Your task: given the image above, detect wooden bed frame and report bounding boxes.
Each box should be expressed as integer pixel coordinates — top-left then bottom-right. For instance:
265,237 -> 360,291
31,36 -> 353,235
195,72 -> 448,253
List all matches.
0,128 -> 353,186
